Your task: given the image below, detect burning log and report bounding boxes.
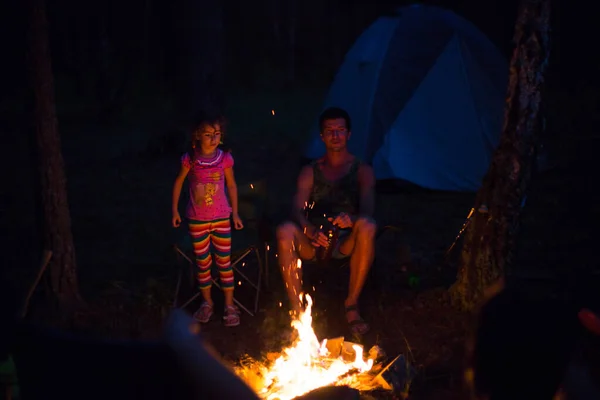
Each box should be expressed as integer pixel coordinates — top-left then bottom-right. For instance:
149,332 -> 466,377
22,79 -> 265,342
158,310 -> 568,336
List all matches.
234,291 -> 416,400
324,337 -> 344,358
237,343 -> 414,399
294,386 -> 360,400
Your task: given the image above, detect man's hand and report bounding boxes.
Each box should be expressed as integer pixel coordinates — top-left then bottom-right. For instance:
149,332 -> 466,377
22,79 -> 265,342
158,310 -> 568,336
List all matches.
329,212 -> 353,229
303,224 -> 329,247
311,231 -> 330,248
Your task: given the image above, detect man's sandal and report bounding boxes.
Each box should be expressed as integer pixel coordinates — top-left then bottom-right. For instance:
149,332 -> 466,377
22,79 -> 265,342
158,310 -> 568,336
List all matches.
345,305 -> 370,335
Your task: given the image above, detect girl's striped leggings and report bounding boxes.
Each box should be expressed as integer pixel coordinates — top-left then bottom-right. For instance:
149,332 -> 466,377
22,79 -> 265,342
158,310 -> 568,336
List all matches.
188,217 -> 233,290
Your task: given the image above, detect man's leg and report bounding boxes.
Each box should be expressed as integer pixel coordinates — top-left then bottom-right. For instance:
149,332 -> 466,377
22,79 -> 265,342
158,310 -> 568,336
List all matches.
276,221 -> 316,315
337,217 -> 377,329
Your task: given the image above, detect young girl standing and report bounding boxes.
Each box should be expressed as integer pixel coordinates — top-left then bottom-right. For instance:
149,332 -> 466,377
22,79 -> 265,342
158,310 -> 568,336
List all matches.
172,115 -> 244,327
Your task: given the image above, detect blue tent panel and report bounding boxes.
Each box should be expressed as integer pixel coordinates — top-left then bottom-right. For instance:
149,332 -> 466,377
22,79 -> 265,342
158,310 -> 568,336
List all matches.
373,34 -> 503,191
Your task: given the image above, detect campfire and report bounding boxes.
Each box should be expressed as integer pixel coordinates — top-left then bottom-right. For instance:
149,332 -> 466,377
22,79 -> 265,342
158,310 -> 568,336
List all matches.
235,281 -> 409,400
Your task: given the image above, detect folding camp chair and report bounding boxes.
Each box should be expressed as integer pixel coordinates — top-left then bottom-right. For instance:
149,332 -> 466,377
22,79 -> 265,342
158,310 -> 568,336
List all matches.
172,179 -> 271,316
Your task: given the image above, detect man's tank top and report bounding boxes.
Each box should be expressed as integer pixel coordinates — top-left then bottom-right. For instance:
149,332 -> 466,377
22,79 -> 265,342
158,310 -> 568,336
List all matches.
306,158 -> 361,228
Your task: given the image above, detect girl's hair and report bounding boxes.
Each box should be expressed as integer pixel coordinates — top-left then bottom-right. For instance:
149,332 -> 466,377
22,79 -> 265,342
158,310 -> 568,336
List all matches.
187,111 -> 229,160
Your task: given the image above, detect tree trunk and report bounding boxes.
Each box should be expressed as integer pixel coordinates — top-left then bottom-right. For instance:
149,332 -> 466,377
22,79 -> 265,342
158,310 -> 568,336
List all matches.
28,0 -> 82,312
449,0 -> 551,311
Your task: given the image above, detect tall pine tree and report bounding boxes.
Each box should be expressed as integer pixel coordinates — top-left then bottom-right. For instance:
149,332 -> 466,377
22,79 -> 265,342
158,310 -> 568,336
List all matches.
450,0 -> 551,311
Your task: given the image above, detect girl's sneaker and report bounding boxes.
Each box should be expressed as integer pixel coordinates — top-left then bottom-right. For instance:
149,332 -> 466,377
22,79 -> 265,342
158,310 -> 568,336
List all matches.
193,301 -> 214,323
223,305 -> 240,327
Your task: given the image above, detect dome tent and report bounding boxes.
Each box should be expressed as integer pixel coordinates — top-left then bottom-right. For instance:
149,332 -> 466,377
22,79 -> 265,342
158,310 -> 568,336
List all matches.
304,4 -> 508,192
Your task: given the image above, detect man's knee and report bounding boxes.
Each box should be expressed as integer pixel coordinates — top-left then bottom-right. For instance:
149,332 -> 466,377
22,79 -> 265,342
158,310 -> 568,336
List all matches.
355,217 -> 377,238
276,221 -> 297,242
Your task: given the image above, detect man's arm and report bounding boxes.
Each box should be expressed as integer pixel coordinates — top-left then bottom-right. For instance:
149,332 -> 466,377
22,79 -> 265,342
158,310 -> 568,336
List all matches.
357,163 -> 376,218
292,165 -> 315,236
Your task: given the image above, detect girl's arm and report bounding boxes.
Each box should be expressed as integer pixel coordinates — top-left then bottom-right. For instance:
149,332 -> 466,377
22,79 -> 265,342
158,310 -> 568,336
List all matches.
172,164 -> 190,216
224,166 -> 239,216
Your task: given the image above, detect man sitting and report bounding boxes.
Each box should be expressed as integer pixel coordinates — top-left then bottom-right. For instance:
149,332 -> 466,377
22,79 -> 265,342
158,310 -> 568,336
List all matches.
276,107 -> 376,335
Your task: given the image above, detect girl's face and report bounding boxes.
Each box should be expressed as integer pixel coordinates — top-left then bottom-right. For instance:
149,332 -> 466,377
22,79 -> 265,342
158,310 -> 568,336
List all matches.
194,123 -> 222,153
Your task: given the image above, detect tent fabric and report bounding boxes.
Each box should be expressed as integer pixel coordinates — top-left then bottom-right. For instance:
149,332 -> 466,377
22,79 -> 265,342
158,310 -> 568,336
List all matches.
304,4 -> 508,192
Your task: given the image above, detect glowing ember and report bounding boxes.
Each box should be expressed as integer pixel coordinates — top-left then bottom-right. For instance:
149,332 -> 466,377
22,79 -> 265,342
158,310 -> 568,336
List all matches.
235,279 -> 379,400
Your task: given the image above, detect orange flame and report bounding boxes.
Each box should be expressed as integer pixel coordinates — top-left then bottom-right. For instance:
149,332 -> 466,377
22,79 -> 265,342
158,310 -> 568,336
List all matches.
235,262 -> 375,399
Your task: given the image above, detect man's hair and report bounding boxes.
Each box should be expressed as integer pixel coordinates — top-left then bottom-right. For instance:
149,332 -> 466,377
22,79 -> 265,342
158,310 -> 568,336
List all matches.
319,107 -> 351,132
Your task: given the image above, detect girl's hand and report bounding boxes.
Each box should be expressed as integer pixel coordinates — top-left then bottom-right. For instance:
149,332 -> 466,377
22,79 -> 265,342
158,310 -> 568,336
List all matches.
232,213 -> 244,230
172,211 -> 182,228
